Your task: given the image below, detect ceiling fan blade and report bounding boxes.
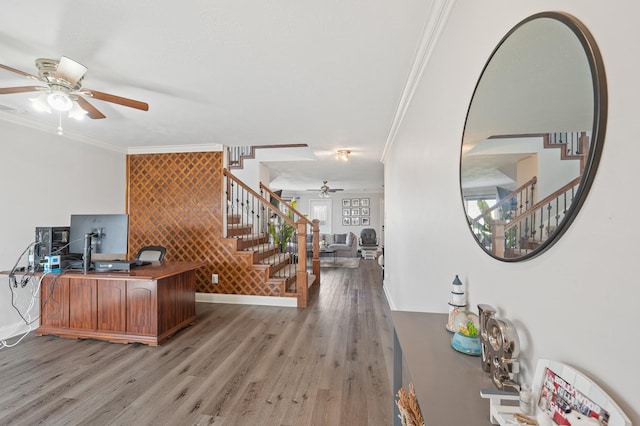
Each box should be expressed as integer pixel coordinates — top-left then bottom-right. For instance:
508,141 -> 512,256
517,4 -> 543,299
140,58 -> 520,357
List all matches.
0,86 -> 43,95
0,63 -> 40,80
55,56 -> 87,87
82,89 -> 149,111
74,96 -> 106,119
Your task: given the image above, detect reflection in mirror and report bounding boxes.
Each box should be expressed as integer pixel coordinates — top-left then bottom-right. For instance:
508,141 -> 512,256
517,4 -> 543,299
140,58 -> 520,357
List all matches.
460,12 -> 607,261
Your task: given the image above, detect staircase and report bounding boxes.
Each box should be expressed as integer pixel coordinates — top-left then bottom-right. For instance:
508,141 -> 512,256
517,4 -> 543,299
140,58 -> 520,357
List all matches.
223,168 -> 320,307
227,144 -> 309,170
227,146 -> 254,170
470,132 -> 588,258
226,213 -> 298,293
544,132 -> 590,174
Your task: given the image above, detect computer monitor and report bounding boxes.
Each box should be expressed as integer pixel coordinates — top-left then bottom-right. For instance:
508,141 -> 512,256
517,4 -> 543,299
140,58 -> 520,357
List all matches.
69,214 -> 129,260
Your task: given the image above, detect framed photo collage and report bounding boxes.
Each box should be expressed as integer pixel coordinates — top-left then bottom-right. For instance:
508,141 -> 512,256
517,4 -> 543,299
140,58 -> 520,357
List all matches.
341,198 -> 370,226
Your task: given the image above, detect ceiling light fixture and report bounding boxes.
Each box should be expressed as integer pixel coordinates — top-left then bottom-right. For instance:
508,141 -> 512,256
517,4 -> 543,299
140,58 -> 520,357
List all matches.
319,181 -> 331,198
68,101 -> 88,120
30,90 -> 87,121
29,93 -> 51,113
336,150 -> 351,161
47,91 -> 73,111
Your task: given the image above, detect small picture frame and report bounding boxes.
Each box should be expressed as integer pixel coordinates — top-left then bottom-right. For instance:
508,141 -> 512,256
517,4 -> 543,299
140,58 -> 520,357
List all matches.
352,217 -> 360,226
361,198 -> 370,207
361,207 -> 370,216
342,199 -> 351,207
342,217 -> 351,226
351,208 -> 360,216
352,198 -> 360,207
361,217 -> 370,226
342,208 -> 351,216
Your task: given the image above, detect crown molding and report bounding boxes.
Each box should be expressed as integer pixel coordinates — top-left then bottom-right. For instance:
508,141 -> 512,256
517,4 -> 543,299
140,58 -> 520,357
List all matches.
381,0 -> 456,163
127,144 -> 223,154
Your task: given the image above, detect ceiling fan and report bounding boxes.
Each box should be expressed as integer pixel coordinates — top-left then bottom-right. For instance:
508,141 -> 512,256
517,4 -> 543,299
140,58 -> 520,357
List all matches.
308,181 -> 343,198
0,56 -> 148,119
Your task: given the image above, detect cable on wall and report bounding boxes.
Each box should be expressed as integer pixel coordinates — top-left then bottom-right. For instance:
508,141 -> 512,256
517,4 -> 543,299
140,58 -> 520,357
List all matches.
2,241 -> 69,350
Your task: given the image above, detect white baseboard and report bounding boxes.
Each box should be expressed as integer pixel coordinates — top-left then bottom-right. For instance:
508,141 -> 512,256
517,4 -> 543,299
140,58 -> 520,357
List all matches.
196,292 -> 298,308
383,282 -> 396,311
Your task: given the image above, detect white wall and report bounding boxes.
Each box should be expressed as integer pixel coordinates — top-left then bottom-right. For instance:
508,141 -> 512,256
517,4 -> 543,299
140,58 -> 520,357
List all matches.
283,190 -> 383,244
0,121 -> 126,341
384,1 -> 639,421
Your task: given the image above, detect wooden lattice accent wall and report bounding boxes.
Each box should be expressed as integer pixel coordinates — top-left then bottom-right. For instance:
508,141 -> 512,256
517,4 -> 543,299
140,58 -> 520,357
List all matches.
127,152 -> 273,295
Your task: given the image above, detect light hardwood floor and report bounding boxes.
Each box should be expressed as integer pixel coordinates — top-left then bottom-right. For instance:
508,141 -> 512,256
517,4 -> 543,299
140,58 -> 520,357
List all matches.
0,259 -> 393,426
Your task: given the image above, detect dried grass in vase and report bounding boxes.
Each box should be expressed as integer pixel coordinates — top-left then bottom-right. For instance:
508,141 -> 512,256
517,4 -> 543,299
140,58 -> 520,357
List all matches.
396,383 -> 424,426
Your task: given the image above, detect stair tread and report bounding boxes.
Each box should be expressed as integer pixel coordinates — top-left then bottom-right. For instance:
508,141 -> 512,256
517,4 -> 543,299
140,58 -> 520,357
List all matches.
234,233 -> 268,240
269,264 -> 299,280
227,214 -> 241,224
227,223 -> 252,229
258,252 -> 291,265
243,243 -> 278,253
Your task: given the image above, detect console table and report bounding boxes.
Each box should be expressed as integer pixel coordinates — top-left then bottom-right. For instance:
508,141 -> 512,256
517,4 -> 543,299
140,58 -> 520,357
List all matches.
32,261 -> 204,346
391,311 -> 495,425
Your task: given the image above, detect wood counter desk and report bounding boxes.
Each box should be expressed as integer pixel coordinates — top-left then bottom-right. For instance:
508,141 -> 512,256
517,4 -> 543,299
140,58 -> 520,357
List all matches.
30,261 -> 205,346
391,311 -> 495,425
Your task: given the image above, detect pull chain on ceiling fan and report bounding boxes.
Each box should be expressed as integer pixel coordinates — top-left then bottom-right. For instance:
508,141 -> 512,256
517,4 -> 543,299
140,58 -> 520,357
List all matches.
0,56 -> 149,121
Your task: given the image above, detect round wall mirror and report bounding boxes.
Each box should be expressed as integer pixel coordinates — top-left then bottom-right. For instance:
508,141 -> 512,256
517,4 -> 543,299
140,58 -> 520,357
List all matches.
460,12 -> 607,261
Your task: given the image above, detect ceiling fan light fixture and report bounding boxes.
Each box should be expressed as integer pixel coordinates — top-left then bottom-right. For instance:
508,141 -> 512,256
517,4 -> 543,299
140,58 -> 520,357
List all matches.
47,91 -> 73,112
336,150 -> 350,161
319,180 -> 331,198
29,93 -> 52,113
68,101 -> 88,120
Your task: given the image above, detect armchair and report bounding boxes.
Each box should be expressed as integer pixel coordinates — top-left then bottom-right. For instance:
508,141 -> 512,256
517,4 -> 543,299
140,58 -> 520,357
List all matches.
359,228 -> 379,259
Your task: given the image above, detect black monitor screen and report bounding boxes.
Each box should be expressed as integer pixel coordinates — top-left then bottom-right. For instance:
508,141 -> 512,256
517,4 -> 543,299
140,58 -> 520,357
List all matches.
69,214 -> 129,257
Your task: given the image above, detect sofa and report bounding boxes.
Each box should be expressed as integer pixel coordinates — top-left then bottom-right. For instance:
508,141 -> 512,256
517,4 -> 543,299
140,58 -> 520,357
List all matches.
306,232 -> 358,258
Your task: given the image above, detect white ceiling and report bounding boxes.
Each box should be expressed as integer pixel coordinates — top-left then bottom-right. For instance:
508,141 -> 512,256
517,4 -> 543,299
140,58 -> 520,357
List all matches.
0,0 -> 434,193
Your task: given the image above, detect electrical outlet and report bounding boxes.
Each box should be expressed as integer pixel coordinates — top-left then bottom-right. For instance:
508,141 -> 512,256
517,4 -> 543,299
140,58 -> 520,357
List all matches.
211,274 -> 218,284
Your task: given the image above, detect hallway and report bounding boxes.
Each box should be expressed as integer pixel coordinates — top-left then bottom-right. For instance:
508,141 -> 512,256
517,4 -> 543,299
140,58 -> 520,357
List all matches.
0,259 -> 393,425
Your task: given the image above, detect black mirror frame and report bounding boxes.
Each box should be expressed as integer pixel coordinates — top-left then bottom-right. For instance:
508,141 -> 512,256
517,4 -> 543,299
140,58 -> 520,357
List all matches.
460,11 -> 608,262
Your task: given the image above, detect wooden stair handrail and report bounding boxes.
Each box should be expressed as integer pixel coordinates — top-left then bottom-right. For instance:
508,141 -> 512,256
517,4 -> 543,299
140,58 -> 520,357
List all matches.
471,176 -> 537,224
223,168 -> 295,226
504,176 -> 581,232
259,183 -> 312,226
488,132 -> 547,140
260,182 -> 320,278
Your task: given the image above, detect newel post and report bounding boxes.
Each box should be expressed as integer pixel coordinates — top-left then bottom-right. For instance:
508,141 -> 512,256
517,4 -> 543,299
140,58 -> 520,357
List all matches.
312,219 -> 320,278
492,220 -> 506,258
296,220 -> 309,308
